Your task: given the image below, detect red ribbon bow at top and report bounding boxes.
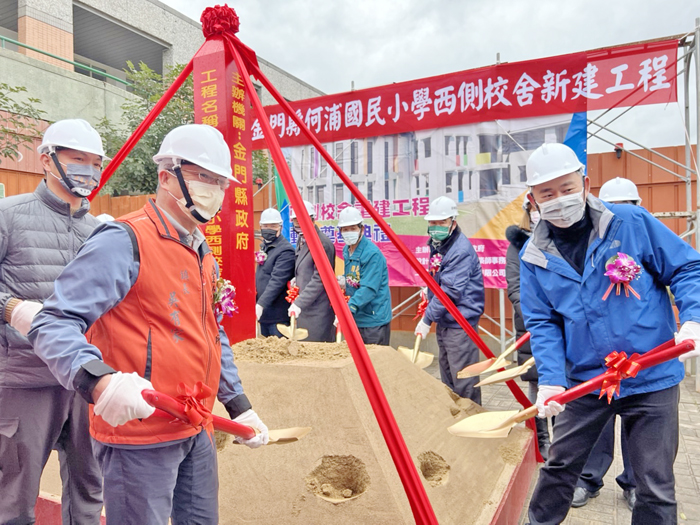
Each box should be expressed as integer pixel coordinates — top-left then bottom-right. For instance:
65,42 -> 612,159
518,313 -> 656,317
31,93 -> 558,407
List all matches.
599,351 -> 642,403
201,4 -> 240,37
285,283 -> 300,304
176,381 -> 214,430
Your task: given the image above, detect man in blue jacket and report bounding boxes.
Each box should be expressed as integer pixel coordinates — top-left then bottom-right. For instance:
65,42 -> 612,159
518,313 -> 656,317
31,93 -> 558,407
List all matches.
337,207 -> 392,345
414,196 -> 485,403
521,143 -> 700,525
256,208 -> 295,337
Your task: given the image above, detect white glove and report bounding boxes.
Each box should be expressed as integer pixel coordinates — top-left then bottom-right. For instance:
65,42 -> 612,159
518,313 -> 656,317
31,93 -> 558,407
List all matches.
9,300 -> 43,337
333,316 -> 338,327
536,385 -> 566,418
676,321 -> 700,363
414,319 -> 431,338
93,372 -> 156,427
288,303 -> 301,319
289,277 -> 297,288
255,304 -> 263,321
233,409 -> 269,448
337,275 -> 346,290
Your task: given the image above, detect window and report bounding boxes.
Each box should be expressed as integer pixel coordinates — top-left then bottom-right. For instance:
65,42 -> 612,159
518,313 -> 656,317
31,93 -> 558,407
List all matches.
320,146 -> 328,177
424,175 -> 430,197
316,185 -> 325,203
480,169 -> 500,198
445,172 -> 454,194
385,180 -> 390,200
414,175 -> 420,196
367,141 -> 373,174
519,166 -> 527,183
468,172 -> 473,190
458,171 -> 465,192
385,141 -> 390,174
351,142 -> 358,175
444,136 -> 454,156
335,184 -> 344,204
307,186 -> 314,201
367,182 -> 373,202
423,138 -> 432,158
502,166 -> 511,185
335,143 -> 344,169
300,148 -> 306,180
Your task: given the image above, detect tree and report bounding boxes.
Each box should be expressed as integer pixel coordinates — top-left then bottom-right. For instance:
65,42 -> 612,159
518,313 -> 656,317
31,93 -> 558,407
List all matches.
0,83 -> 46,165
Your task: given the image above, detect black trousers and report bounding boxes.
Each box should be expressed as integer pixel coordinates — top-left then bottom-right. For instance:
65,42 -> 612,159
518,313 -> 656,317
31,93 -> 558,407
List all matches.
358,322 -> 391,346
260,322 -> 285,338
528,385 -> 679,525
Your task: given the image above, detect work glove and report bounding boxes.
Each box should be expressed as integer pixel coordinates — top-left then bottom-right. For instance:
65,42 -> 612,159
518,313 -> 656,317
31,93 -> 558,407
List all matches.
333,316 -> 339,327
10,300 -> 43,337
233,409 -> 269,448
337,275 -> 346,290
414,319 -> 431,339
255,304 -> 263,321
676,321 -> 700,363
536,385 -> 566,419
93,372 -> 156,427
288,303 -> 301,319
289,277 -> 296,288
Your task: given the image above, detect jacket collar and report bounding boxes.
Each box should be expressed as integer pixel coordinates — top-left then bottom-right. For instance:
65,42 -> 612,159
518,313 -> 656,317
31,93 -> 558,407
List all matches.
346,235 -> 367,258
521,195 -> 614,270
429,223 -> 461,256
35,180 -> 90,218
263,233 -> 286,251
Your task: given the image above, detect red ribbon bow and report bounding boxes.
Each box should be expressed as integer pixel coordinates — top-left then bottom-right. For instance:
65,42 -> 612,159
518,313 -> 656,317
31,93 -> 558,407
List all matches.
176,381 -> 214,429
285,283 -> 300,304
201,4 -> 240,37
599,351 -> 642,403
413,296 -> 429,321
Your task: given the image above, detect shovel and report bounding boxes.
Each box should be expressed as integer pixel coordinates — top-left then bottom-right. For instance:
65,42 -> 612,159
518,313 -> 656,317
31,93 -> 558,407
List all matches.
457,332 -> 531,379
475,357 -> 535,387
277,313 -> 308,341
397,334 -> 434,369
448,338 -> 694,439
143,389 -> 311,445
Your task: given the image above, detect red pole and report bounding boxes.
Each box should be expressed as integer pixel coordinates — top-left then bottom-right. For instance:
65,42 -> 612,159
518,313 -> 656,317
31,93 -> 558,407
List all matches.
225,35 -> 439,524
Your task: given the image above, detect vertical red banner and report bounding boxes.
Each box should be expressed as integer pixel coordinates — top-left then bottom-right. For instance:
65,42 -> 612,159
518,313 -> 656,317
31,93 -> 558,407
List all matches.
193,37 -> 255,343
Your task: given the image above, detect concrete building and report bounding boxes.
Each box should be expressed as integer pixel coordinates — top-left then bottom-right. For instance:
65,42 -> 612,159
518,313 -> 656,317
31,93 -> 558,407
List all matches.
0,0 -> 324,125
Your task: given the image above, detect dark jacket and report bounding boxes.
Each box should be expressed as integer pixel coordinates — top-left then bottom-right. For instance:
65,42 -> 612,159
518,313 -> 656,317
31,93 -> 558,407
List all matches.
505,224 -> 537,382
423,224 -> 484,327
256,234 -> 295,324
294,226 -> 336,342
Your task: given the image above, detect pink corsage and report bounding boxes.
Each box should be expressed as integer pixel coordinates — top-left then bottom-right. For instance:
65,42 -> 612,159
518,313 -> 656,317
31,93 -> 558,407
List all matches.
429,253 -> 442,275
346,275 -> 360,288
213,278 -> 238,317
255,251 -> 267,265
602,252 -> 642,301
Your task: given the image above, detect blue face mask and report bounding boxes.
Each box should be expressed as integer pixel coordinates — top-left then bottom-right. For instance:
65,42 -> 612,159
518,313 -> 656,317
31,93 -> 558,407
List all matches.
51,157 -> 102,197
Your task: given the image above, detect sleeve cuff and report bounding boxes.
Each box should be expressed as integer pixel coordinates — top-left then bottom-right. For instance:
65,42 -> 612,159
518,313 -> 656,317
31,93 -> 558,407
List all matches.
73,359 -> 117,403
224,394 -> 252,419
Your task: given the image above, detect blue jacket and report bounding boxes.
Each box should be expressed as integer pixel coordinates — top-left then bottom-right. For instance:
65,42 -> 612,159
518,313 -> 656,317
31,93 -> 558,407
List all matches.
520,196 -> 700,398
255,235 -> 295,324
344,236 -> 392,328
423,225 -> 485,327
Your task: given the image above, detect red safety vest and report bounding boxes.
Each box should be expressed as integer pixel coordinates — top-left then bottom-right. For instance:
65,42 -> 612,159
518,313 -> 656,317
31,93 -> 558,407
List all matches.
87,200 -> 221,445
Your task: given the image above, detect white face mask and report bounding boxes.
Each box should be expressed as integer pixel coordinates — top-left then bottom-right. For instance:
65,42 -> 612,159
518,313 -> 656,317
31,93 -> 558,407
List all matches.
342,231 -> 361,245
537,189 -> 586,228
529,211 -> 540,227
170,179 -> 225,222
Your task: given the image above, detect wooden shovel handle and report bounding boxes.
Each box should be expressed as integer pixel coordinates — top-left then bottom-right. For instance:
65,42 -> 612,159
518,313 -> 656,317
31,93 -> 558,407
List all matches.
411,334 -> 422,363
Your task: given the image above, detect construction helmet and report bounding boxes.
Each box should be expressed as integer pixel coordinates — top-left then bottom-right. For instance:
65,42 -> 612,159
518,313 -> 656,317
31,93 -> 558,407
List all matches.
337,206 -> 363,227
260,208 -> 283,224
599,177 -> 641,205
38,119 -> 108,158
290,200 -> 316,219
526,143 -> 584,187
153,124 -> 236,181
425,196 -> 458,221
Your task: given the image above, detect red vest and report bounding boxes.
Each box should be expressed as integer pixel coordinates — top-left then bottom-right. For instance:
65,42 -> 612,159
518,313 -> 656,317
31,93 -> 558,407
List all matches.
87,200 -> 221,445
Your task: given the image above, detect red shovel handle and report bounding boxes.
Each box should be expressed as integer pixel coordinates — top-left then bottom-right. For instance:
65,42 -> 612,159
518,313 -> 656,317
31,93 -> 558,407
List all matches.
515,332 -> 531,350
549,339 -> 694,406
142,389 -> 256,440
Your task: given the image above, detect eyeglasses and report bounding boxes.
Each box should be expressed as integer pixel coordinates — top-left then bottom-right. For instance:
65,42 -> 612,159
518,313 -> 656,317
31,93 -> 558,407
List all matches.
180,168 -> 231,190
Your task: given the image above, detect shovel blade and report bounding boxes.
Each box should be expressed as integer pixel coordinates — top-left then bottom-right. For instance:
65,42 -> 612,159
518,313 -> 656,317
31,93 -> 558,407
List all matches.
276,323 -> 309,341
268,426 -> 312,444
397,346 -> 434,369
447,410 -> 520,438
457,358 -> 497,379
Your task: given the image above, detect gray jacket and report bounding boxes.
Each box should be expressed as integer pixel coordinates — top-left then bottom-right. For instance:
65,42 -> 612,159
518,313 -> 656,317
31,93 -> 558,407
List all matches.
294,226 -> 336,342
0,181 -> 98,388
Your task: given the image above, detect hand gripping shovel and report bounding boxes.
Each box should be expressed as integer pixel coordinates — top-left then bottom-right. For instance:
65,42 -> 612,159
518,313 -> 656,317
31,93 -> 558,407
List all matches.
397,334 -> 434,369
142,389 -> 311,444
457,332 -> 531,379
448,338 -> 694,439
475,357 -> 536,387
277,313 -> 308,341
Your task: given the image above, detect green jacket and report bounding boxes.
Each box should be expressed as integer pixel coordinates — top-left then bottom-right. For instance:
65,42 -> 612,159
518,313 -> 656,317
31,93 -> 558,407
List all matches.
343,236 -> 392,328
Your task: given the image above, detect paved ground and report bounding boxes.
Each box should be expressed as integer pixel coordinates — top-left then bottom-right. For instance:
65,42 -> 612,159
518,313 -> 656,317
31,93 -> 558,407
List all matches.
474,375 -> 700,525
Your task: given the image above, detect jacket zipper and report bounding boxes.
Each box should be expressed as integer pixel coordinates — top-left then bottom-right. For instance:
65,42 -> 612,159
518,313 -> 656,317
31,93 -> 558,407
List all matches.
198,255 -> 213,385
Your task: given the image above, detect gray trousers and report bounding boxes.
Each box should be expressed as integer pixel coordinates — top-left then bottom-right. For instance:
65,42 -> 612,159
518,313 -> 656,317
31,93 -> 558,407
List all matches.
436,323 -> 481,404
0,386 -> 103,525
358,322 -> 391,346
92,430 -> 218,525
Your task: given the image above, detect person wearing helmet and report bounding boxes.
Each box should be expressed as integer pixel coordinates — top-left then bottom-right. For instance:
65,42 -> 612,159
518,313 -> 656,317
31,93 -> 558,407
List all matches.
255,208 -> 295,337
599,177 -> 642,206
0,119 -> 105,524
288,200 -> 336,342
414,196 -> 485,403
520,143 -> 700,525
28,124 -> 269,524
337,207 -> 392,345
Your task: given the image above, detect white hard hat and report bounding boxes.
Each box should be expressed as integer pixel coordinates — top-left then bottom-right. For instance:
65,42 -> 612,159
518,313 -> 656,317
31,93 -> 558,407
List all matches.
153,124 -> 235,181
290,200 -> 315,219
38,119 -> 108,159
95,213 -> 114,223
599,177 -> 642,205
425,196 -> 458,221
337,206 -> 362,227
260,208 -> 283,224
526,143 -> 584,187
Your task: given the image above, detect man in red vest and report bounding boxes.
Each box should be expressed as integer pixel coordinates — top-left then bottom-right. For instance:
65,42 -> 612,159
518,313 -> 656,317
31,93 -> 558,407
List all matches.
29,124 -> 268,524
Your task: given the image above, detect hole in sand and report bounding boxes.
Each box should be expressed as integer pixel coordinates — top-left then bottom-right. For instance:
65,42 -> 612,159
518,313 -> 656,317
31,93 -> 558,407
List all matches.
418,451 -> 450,487
305,455 -> 370,503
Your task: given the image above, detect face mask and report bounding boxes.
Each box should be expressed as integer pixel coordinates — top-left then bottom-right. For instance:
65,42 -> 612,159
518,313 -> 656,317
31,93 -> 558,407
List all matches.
51,161 -> 102,197
342,231 -> 360,245
530,211 -> 540,227
261,228 -> 278,242
428,225 -> 451,242
293,224 -> 303,235
537,190 -> 586,228
170,179 -> 225,223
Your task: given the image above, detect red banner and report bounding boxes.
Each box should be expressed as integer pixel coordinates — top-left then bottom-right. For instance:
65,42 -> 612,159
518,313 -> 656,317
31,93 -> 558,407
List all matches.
194,38 -> 255,343
252,40 -> 678,149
